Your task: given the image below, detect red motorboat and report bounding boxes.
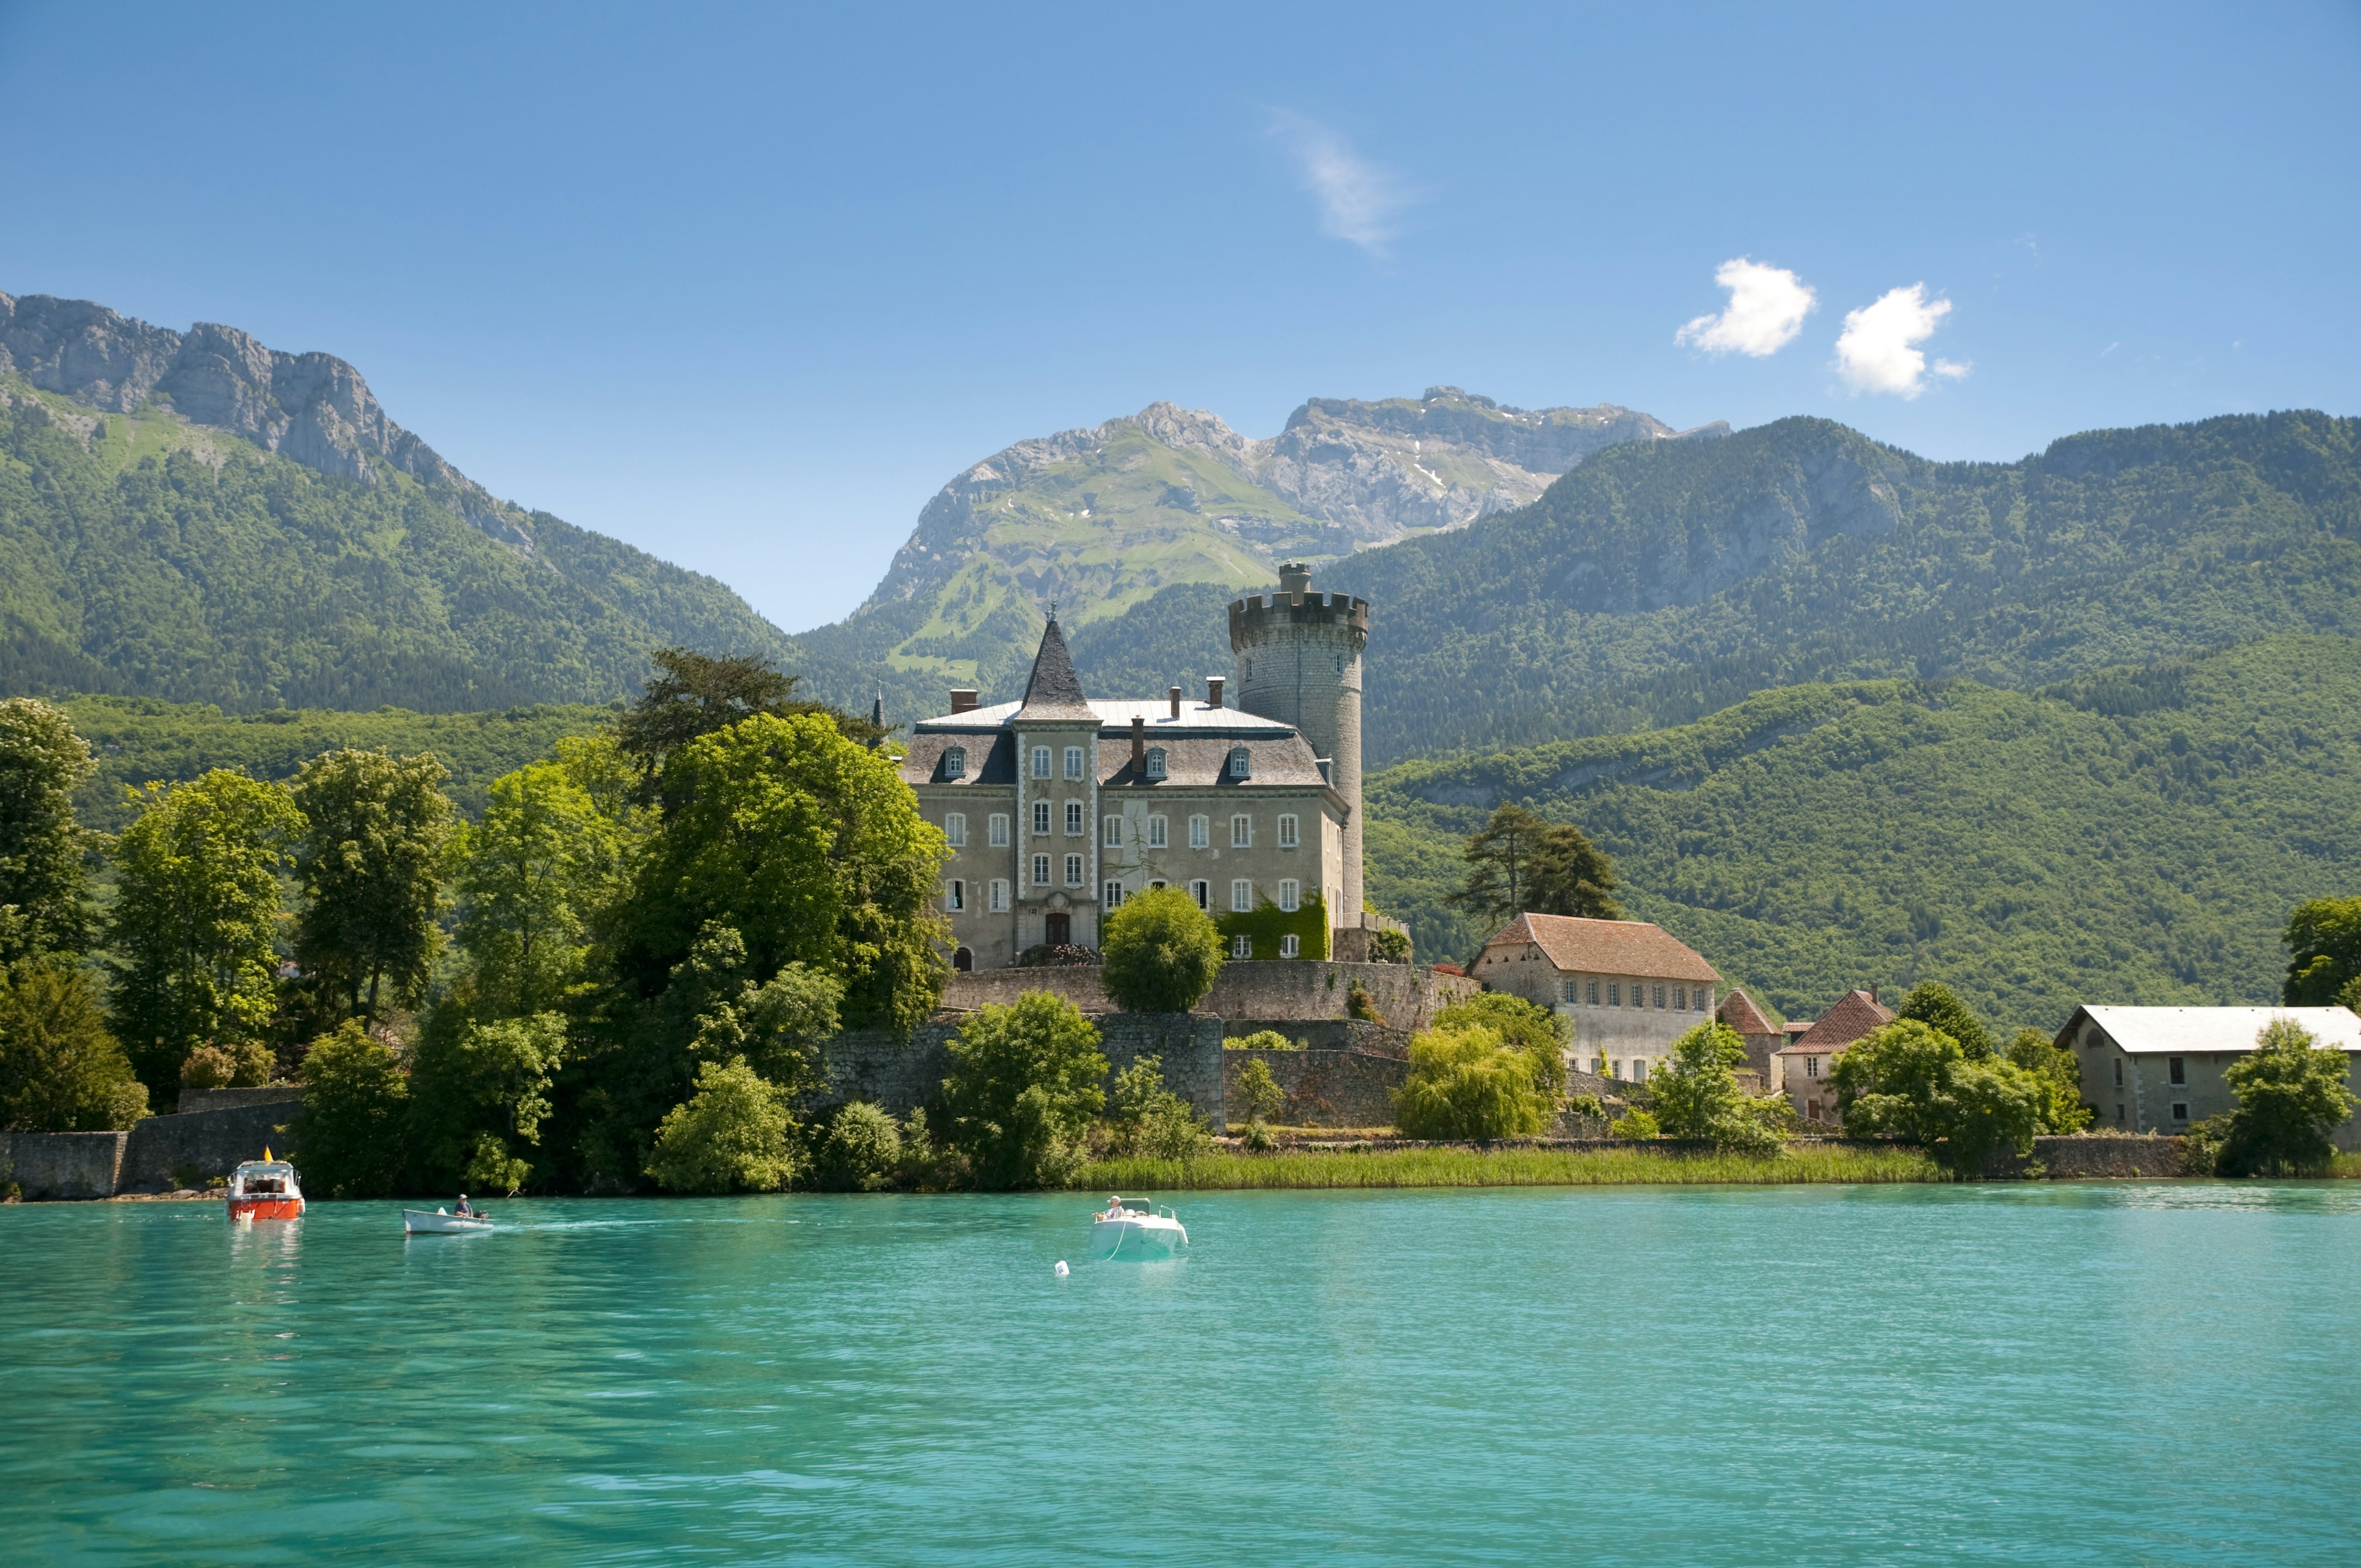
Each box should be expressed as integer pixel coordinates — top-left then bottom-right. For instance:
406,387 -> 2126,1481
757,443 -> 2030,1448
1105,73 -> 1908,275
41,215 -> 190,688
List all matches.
225,1150 -> 304,1221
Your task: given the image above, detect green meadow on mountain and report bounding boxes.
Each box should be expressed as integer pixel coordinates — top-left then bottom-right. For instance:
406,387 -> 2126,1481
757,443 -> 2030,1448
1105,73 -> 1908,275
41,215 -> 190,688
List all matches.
1367,636 -> 2361,1032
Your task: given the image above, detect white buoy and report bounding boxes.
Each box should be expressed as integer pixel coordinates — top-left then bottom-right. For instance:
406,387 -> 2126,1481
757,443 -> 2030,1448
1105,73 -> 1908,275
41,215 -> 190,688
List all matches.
1053,1259 -> 1070,1277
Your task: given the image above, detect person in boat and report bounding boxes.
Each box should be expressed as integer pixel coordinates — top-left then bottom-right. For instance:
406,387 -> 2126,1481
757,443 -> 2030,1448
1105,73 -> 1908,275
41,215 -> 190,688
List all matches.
454,1194 -> 475,1218
1101,1195 -> 1126,1221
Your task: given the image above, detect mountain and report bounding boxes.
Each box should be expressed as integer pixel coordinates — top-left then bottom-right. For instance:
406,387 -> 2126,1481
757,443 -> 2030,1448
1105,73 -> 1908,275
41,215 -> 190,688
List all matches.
1058,411 -> 2361,766
1364,636 -> 2361,1034
799,387 -> 1722,717
0,291 -> 794,711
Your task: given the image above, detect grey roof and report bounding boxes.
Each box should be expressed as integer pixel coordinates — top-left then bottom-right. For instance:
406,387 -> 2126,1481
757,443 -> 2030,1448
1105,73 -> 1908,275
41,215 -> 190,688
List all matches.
914,699 -> 1295,735
901,732 -> 1019,787
2065,1006 -> 2361,1055
1014,619 -> 1095,721
901,730 -> 1331,792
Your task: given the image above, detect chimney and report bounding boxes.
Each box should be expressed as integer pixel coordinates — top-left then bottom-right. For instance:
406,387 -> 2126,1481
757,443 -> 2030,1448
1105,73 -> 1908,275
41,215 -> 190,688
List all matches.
1278,562 -> 1312,600
1205,675 -> 1224,708
1168,685 -> 1182,720
1131,714 -> 1145,769
949,687 -> 978,715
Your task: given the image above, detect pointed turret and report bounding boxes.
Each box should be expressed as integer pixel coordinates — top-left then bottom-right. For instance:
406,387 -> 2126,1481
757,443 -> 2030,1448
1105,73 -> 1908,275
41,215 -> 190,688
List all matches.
868,684 -> 885,749
1014,616 -> 1094,721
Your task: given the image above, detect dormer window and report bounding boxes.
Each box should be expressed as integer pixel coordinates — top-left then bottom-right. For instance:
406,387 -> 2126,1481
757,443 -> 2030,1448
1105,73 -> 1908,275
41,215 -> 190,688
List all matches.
1227,746 -> 1251,779
1145,747 -> 1166,780
944,745 -> 967,779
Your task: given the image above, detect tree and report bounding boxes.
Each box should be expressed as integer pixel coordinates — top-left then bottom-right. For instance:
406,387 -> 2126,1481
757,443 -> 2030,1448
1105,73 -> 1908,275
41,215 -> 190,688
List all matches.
1106,1054 -> 1211,1160
616,713 -> 948,1034
2212,1018 -> 2359,1176
1832,1019 -> 2043,1175
1896,981 -> 1993,1059
1100,886 -> 1225,1013
1650,1020 -> 1779,1153
0,698 -> 95,962
817,1101 -> 903,1190
1232,1057 -> 1287,1125
292,1021 -> 411,1198
1447,803 -> 1619,929
645,1056 -> 801,1194
938,991 -> 1108,1189
2283,898 -> 2361,1005
290,750 -> 457,1024
1433,992 -> 1567,1099
1392,1023 -> 1553,1140
2004,1026 -> 2094,1133
617,647 -> 882,794
107,770 -> 304,1095
451,758 -> 628,1019
0,960 -> 148,1131
409,1012 -> 569,1195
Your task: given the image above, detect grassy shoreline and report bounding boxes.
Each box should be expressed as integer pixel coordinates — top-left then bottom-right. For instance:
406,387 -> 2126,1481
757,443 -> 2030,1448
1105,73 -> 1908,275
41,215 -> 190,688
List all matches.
1072,1143 -> 1946,1190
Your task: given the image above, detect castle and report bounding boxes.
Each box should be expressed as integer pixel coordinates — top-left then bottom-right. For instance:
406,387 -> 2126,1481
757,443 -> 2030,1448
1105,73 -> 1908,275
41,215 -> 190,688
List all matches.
901,563 -> 1376,970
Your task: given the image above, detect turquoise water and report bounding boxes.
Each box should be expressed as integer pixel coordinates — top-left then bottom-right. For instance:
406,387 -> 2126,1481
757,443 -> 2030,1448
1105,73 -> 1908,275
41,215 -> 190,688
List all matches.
5,1184 -> 2360,1566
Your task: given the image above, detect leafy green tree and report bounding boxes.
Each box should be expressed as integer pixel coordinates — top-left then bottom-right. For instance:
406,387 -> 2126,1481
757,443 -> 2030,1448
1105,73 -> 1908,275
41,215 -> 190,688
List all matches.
1896,981 -> 1994,1059
2004,1026 -> 2094,1133
1447,804 -> 1621,928
1392,1023 -> 1553,1140
290,750 -> 458,1024
0,699 -> 95,963
1106,1054 -> 1212,1160
2341,974 -> 2361,1017
1232,1056 -> 1287,1125
1434,992 -> 1567,1099
1100,885 -> 1225,1013
646,1056 -> 801,1194
617,647 -> 881,796
451,758 -> 628,1019
409,1012 -> 569,1195
1367,927 -> 1411,964
2283,898 -> 2361,1005
2213,1018 -> 2359,1176
817,1101 -> 903,1190
1650,1021 -> 1779,1153
0,960 -> 148,1131
938,992 -> 1109,1189
292,1021 -> 411,1198
1832,1019 -> 2043,1175
1229,1029 -> 1299,1050
1610,1107 -> 1661,1139
617,713 -> 948,1034
179,1041 -> 274,1091
107,770 -> 303,1095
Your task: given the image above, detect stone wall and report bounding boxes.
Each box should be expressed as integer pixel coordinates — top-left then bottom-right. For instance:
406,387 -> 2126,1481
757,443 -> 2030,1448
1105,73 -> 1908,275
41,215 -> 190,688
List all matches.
937,960 -> 1476,1029
1224,1048 -> 1404,1128
818,1013 -> 1227,1131
119,1104 -> 299,1192
176,1086 -> 303,1115
1990,1134 -> 2190,1179
1220,1018 -> 1409,1057
0,1131 -> 129,1199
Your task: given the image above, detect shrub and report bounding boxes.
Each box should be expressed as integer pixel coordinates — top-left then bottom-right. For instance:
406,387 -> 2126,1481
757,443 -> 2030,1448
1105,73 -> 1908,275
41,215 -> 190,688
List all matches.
2214,1018 -> 2359,1176
1564,1092 -> 1605,1121
1013,943 -> 1101,968
646,1056 -> 801,1194
938,992 -> 1109,1189
409,1012 -> 568,1194
1434,993 -> 1565,1098
0,960 -> 148,1132
1239,1120 -> 1278,1151
1895,981 -> 1995,1059
1611,1108 -> 1661,1139
1227,1029 -> 1299,1051
2004,1026 -> 2094,1133
292,1021 -> 410,1198
1232,1058 -> 1288,1124
820,1101 -> 903,1190
1648,1021 -> 1779,1153
181,1045 -> 239,1091
1107,1054 -> 1212,1162
1101,887 -> 1225,1013
1393,1023 -> 1552,1140
1346,980 -> 1385,1024
1367,928 -> 1411,965
1832,1020 -> 2043,1175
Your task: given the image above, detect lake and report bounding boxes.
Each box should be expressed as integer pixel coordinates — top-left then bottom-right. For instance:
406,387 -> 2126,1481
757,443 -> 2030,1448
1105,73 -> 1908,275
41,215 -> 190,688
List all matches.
4,1184 -> 2359,1565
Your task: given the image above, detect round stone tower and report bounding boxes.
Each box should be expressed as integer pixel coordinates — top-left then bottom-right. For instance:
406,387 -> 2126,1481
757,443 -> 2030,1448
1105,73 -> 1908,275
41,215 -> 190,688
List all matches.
1229,563 -> 1370,921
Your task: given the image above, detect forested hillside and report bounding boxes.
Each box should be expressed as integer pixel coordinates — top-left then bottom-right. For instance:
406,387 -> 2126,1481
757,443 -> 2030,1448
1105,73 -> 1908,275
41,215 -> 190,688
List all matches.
1066,412 -> 2361,763
1366,636 -> 2361,1034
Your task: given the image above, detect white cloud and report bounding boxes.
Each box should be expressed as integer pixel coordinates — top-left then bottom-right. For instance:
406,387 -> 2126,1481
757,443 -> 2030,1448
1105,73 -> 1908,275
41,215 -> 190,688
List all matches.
1675,258 -> 1816,356
1268,110 -> 1417,256
1833,283 -> 1969,398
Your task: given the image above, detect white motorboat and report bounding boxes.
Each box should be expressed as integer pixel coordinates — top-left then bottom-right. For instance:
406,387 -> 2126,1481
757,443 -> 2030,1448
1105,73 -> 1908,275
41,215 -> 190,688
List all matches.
404,1206 -> 495,1235
1089,1200 -> 1187,1259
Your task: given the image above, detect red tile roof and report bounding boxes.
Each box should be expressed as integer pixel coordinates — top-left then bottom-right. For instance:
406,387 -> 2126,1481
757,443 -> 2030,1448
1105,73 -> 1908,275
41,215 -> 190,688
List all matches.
1716,989 -> 1778,1037
1479,913 -> 1720,983
1776,990 -> 1894,1055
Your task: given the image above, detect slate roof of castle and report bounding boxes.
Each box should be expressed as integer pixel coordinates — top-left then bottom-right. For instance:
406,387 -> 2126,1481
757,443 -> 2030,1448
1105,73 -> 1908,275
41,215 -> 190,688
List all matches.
1778,990 -> 1894,1055
1013,619 -> 1096,721
900,730 -> 1331,791
1480,913 -> 1720,983
1717,989 -> 1779,1037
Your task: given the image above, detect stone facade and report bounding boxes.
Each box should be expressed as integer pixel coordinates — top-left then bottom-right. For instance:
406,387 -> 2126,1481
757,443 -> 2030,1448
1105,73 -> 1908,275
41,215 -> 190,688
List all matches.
935,960 -> 1475,1031
1473,913 -> 1720,1083
1,1131 -> 130,1200
2060,1005 -> 2361,1148
1224,1048 -> 1403,1128
817,1013 -> 1227,1132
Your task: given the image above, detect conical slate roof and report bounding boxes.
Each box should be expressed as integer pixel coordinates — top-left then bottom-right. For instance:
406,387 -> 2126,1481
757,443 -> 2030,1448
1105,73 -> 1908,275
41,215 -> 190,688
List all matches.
1015,617 -> 1096,721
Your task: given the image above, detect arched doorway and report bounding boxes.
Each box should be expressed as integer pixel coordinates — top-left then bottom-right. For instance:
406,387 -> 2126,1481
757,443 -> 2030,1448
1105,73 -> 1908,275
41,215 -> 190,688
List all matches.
952,946 -> 973,973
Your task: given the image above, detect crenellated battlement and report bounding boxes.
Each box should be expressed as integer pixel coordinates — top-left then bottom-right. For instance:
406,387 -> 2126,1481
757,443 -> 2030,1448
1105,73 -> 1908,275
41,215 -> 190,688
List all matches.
1228,563 -> 1370,649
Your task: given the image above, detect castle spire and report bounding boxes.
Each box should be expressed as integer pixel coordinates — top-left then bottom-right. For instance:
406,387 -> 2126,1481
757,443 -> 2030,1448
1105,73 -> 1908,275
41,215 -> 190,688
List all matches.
1015,614 -> 1094,721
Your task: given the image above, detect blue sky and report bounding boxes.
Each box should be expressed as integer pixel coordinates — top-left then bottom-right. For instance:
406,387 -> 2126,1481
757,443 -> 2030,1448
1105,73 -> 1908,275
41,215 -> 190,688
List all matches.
1,2 -> 2355,632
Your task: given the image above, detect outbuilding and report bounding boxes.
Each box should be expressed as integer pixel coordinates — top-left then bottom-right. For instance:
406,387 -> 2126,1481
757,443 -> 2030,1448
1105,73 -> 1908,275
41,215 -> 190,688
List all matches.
2056,1005 -> 2361,1146
1472,913 -> 1720,1083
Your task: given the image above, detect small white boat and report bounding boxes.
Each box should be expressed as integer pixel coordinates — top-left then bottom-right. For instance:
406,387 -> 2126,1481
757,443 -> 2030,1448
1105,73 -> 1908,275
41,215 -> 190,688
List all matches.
404,1206 -> 495,1235
1089,1200 -> 1187,1259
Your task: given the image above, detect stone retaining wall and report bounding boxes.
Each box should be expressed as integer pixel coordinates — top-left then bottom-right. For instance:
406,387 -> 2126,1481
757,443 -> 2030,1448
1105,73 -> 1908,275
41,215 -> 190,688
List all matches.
1220,1018 -> 1409,1057
818,1013 -> 1227,1131
119,1104 -> 299,1192
0,1131 -> 129,1199
1224,1048 -> 1404,1128
1991,1134 -> 2189,1179
175,1086 -> 303,1116
937,961 -> 1476,1029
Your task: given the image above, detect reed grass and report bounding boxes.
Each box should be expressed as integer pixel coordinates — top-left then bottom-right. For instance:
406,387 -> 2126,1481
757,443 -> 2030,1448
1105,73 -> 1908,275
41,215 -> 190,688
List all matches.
1072,1142 -> 1945,1190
